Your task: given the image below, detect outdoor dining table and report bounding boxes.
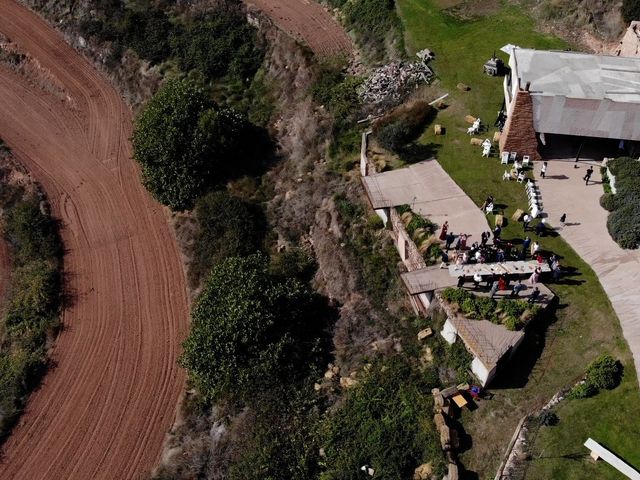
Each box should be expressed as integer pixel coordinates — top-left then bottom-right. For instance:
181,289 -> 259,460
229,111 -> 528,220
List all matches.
448,260 -> 551,278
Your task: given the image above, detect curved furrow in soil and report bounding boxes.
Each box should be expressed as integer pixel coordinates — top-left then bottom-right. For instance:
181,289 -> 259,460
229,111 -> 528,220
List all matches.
0,2 -> 188,479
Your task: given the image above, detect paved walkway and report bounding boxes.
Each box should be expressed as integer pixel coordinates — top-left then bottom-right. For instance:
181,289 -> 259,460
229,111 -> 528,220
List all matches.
534,160 -> 640,376
362,160 -> 491,244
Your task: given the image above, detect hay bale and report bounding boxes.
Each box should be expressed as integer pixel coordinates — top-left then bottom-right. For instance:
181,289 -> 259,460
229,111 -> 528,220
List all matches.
493,131 -> 501,142
470,138 -> 483,146
511,208 -> 525,221
464,114 -> 476,124
434,124 -> 443,135
495,214 -> 504,227
457,83 -> 470,91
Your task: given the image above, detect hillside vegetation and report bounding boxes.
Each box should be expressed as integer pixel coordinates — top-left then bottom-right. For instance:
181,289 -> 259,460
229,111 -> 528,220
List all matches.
0,165 -> 62,441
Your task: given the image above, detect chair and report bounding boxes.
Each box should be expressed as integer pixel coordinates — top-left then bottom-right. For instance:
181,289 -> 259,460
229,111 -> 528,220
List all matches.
509,151 -> 517,162
517,172 -> 526,183
523,155 -> 531,166
502,170 -> 511,181
501,152 -> 509,164
482,145 -> 491,157
467,125 -> 478,135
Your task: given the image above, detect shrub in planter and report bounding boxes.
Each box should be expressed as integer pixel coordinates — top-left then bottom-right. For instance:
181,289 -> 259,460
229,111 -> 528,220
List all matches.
585,354 -> 622,390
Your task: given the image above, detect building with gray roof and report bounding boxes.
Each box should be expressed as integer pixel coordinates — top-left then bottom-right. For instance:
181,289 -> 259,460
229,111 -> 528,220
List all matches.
500,48 -> 640,158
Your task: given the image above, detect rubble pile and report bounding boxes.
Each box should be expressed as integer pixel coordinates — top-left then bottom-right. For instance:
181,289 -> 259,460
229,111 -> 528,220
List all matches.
359,49 -> 435,105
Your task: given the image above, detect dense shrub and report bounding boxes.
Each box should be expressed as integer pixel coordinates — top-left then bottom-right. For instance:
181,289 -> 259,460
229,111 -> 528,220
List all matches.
311,63 -> 362,122
374,102 -> 436,152
319,357 -> 445,479
228,385 -> 321,480
599,193 -> 617,211
569,353 -> 623,399
4,197 -> 60,266
568,381 -> 597,399
585,354 -> 622,390
607,203 -> 640,249
0,195 -> 61,439
121,9 -> 173,64
623,0 -> 640,22
132,78 -> 250,210
180,254 -> 325,402
190,191 -> 265,283
599,158 -> 640,248
538,409 -> 559,426
170,12 -> 263,81
334,194 -> 399,307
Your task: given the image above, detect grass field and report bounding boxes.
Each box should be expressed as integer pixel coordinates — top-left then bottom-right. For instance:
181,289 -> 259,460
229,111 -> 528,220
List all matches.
395,1 -> 640,478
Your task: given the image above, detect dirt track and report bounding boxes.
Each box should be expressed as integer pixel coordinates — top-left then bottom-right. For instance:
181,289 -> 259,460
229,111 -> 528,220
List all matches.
247,0 -> 353,56
0,2 -> 188,479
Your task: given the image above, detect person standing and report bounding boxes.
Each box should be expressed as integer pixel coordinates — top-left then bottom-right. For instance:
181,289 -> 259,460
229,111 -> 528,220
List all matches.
440,251 -> 450,269
522,236 -> 531,259
560,213 -> 566,225
528,287 -> 540,304
439,221 -> 449,241
583,166 -> 594,185
490,280 -> 499,299
540,161 -> 547,179
446,232 -> 455,250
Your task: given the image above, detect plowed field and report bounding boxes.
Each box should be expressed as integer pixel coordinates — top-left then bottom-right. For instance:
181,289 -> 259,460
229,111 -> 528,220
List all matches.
0,2 -> 188,479
247,0 -> 353,56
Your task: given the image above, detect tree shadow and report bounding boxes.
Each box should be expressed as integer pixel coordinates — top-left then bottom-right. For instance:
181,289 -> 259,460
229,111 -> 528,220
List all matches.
398,142 -> 441,164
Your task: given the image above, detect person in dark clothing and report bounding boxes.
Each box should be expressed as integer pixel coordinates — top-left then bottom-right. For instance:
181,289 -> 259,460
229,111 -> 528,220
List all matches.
511,280 -> 525,297
535,221 -> 546,236
583,166 -> 594,185
480,231 -> 488,246
440,251 -> 450,269
493,225 -> 502,240
446,232 -> 455,250
552,266 -> 561,282
457,275 -> 465,287
560,213 -> 566,225
528,287 -> 540,304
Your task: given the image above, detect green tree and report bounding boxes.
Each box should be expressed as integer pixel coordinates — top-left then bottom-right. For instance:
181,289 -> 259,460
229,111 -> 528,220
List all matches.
132,79 -> 247,210
180,254 -> 318,401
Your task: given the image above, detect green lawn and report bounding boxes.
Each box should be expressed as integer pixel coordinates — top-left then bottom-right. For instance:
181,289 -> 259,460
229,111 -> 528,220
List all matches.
395,1 -> 640,478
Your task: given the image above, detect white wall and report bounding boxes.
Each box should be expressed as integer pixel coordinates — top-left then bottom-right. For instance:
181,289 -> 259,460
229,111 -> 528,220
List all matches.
471,357 -> 494,386
440,318 -> 457,344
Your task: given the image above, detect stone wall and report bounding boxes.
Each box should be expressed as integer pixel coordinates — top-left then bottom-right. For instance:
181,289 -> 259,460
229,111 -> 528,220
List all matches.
500,89 -> 541,162
389,208 -> 428,272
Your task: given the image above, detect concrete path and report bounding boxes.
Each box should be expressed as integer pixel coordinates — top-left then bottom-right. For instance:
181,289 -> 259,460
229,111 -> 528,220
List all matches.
362,160 -> 491,244
534,160 -> 640,376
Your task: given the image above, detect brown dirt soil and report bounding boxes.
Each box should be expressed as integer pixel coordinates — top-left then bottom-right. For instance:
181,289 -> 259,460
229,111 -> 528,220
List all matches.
0,1 -> 188,479
246,0 -> 353,57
